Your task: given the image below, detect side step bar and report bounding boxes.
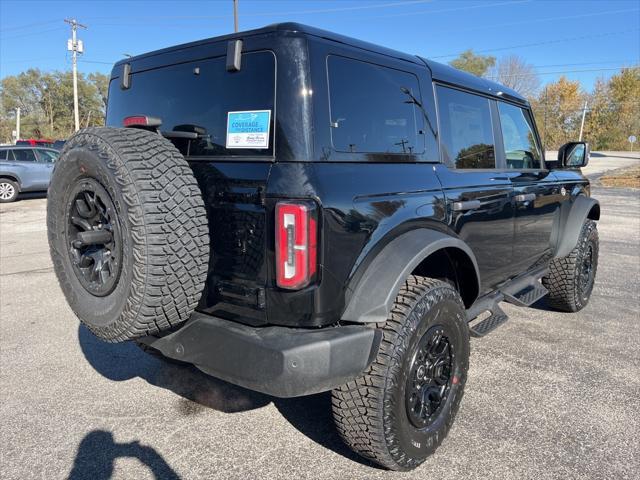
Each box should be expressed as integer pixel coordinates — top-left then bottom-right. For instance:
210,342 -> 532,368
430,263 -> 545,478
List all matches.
503,284 -> 549,307
468,303 -> 508,338
466,266 -> 549,338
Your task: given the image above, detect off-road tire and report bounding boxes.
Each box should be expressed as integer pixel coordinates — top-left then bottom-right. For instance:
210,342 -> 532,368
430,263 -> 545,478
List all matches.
332,276 -> 470,471
543,220 -> 598,312
47,127 -> 209,342
0,178 -> 19,203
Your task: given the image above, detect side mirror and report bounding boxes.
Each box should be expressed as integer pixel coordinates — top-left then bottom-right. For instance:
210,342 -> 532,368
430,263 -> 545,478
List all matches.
556,141 -> 590,168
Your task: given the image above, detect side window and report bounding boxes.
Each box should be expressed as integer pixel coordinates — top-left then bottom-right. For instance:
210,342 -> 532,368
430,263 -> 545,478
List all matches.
497,102 -> 542,169
0,150 -> 7,161
327,56 -> 423,155
436,86 -> 495,168
13,149 -> 37,162
36,149 -> 58,163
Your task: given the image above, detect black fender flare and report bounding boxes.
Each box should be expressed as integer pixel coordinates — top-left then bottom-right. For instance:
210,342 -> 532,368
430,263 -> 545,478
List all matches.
553,195 -> 600,258
340,229 -> 480,324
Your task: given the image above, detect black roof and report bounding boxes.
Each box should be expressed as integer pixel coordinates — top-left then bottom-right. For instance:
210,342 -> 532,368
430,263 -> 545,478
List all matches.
114,22 -> 527,104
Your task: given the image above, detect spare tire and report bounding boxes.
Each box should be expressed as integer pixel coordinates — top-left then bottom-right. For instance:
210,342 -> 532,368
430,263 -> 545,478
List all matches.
47,127 -> 209,342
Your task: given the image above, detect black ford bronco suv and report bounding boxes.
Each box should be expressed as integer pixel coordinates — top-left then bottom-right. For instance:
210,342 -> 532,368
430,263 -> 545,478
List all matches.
47,23 -> 600,471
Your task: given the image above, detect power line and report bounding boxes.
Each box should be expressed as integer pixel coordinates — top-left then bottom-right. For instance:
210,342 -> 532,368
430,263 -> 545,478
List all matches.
486,65 -> 640,79
446,7 -> 640,33
527,60 -> 639,69
431,28 -> 640,59
379,0 -> 530,18
0,26 -> 66,41
84,0 -> 435,23
78,59 -> 114,65
0,19 -> 59,33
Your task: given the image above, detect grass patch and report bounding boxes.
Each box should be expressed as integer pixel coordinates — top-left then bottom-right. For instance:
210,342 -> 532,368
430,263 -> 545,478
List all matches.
600,165 -> 640,189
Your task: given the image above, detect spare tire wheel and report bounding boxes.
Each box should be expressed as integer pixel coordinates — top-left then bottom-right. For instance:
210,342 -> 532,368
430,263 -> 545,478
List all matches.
47,127 -> 209,342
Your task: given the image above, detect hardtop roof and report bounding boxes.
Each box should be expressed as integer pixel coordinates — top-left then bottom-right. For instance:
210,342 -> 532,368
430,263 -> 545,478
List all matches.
112,22 -> 527,104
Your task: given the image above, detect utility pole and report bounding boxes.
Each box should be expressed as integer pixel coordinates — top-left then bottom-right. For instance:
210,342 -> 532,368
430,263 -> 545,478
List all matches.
15,107 -> 20,143
542,89 -> 548,149
578,101 -> 588,141
65,18 -> 87,132
233,0 -> 239,32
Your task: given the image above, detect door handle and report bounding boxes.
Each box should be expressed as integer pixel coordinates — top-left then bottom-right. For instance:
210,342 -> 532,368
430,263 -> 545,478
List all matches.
515,193 -> 536,202
452,200 -> 482,211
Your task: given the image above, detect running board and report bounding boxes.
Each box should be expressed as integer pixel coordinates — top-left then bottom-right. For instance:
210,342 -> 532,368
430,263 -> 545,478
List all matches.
465,265 -> 550,338
502,284 -> 549,307
499,266 -> 549,307
468,304 -> 508,338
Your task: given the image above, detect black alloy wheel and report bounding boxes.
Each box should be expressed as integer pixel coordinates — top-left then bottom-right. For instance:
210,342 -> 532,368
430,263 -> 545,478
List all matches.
65,178 -> 122,297
579,244 -> 595,295
405,326 -> 455,428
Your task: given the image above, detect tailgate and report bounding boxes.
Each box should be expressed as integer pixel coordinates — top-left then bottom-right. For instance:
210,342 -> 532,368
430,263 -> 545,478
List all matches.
190,161 -> 272,326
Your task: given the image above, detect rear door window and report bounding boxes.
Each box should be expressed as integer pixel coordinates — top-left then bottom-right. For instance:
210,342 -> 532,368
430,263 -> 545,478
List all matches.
497,102 -> 542,169
436,85 -> 495,169
106,51 -> 276,157
327,55 -> 424,155
13,149 -> 37,162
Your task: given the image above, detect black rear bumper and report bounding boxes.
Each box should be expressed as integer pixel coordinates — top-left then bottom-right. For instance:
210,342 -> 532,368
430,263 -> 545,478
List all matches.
141,312 -> 381,398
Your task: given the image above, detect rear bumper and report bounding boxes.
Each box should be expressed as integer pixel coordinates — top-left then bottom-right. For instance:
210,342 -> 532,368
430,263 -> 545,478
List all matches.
141,312 -> 381,398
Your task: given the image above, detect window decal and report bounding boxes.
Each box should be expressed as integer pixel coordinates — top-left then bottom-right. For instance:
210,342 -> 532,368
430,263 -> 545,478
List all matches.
226,110 -> 271,149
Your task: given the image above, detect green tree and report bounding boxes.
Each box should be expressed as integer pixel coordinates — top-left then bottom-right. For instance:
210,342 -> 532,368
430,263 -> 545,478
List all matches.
582,67 -> 639,150
449,49 -> 496,77
0,68 -> 108,142
607,67 -> 640,150
531,76 -> 585,149
89,72 -> 109,113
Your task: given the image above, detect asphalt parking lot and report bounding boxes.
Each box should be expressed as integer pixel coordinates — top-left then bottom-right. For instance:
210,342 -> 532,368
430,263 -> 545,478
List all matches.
1,153 -> 639,479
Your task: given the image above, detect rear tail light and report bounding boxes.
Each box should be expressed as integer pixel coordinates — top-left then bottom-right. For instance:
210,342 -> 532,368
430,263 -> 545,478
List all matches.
276,201 -> 318,289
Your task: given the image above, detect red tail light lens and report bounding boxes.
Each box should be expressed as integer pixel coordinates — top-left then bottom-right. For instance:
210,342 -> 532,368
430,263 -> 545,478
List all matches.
123,115 -> 162,128
276,201 -> 318,289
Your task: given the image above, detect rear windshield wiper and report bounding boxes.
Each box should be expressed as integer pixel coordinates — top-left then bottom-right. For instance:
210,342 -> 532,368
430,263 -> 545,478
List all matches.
161,130 -> 199,140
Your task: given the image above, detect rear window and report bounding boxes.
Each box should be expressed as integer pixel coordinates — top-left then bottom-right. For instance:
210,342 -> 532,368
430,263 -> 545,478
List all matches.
327,55 -> 424,155
106,51 -> 275,157
436,85 -> 495,169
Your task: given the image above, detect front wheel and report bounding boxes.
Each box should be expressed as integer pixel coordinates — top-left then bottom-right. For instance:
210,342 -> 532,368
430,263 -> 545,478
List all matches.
543,220 -> 599,312
332,276 -> 470,471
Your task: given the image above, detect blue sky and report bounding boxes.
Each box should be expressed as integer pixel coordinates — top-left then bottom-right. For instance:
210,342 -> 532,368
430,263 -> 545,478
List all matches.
1,0 -> 639,92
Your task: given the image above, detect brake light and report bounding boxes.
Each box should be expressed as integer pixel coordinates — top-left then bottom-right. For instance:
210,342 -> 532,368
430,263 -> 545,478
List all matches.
276,202 -> 318,289
123,115 -> 162,128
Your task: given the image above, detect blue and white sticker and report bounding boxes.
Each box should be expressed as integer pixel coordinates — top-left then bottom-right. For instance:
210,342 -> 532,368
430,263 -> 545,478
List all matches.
226,110 -> 271,149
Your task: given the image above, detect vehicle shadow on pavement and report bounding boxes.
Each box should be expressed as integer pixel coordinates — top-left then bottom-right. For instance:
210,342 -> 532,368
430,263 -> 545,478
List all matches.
68,430 -> 180,480
78,325 -> 379,468
273,394 -> 380,468
16,191 -> 47,201
78,325 -> 271,413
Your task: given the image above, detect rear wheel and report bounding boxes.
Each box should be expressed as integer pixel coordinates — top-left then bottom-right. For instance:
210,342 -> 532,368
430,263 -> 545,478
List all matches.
0,179 -> 19,203
332,276 -> 470,471
47,127 -> 209,342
